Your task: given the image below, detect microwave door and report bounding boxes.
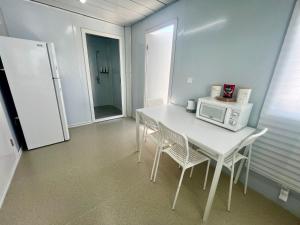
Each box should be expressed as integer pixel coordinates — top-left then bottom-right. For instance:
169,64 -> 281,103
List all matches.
200,103 -> 227,123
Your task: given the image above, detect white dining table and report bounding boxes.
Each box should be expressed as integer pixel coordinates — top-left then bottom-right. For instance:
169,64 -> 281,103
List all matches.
136,104 -> 255,222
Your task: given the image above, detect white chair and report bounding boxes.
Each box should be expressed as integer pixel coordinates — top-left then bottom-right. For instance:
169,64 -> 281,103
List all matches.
224,128 -> 268,211
153,122 -> 211,210
138,112 -> 162,181
141,99 -> 164,141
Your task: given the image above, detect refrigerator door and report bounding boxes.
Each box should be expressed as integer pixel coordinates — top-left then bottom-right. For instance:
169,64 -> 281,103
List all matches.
0,36 -> 64,149
53,78 -> 70,140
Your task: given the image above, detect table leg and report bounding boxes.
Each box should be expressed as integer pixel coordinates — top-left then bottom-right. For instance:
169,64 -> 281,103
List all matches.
136,111 -> 140,152
203,155 -> 224,223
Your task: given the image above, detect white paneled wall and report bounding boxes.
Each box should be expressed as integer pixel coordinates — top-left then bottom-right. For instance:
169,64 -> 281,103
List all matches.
0,0 -> 128,127
251,1 -> 300,193
252,119 -> 300,193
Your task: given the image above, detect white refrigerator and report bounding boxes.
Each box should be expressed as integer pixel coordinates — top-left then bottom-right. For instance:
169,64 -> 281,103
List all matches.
0,36 -> 69,150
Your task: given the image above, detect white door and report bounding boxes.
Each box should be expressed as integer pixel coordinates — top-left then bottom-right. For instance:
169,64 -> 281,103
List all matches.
145,24 -> 175,107
0,96 -> 18,207
0,37 -> 64,149
0,100 -> 16,157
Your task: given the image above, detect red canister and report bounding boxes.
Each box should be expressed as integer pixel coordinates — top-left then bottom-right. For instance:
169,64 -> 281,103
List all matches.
223,84 -> 235,98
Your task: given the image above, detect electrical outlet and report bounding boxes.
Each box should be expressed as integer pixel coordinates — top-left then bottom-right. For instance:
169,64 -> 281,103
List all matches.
278,187 -> 289,202
187,77 -> 193,84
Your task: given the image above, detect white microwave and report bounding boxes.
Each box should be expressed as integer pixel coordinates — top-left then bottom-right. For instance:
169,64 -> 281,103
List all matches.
196,97 -> 253,131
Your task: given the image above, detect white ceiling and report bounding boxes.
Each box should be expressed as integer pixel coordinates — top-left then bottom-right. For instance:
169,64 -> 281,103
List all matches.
30,0 -> 177,26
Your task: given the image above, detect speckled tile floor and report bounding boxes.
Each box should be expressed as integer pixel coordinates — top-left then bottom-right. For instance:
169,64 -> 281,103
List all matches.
0,118 -> 299,225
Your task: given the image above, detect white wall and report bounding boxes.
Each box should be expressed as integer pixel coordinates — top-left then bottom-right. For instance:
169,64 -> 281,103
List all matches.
0,0 -> 125,126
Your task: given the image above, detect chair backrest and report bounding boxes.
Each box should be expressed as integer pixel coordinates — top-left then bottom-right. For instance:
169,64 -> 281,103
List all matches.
140,112 -> 159,131
238,128 -> 268,150
158,122 -> 190,163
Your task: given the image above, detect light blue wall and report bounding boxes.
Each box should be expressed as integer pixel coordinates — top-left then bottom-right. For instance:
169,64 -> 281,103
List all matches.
131,0 -> 299,218
131,0 -> 295,127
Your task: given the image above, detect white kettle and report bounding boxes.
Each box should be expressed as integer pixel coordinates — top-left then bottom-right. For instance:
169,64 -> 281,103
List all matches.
186,99 -> 196,113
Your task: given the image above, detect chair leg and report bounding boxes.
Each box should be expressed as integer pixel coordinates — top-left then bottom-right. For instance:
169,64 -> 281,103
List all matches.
227,154 -> 235,211
138,125 -> 148,162
234,160 -> 244,184
143,127 -> 148,142
189,167 -> 194,178
153,149 -> 162,183
203,160 -> 210,190
234,146 -> 250,184
150,144 -> 159,180
244,145 -> 252,195
244,159 -> 250,195
172,168 -> 186,210
142,126 -> 145,140
138,129 -> 145,162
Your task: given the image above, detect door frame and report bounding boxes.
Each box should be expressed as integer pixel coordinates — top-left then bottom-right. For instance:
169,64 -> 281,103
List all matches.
81,28 -> 126,123
144,19 -> 178,106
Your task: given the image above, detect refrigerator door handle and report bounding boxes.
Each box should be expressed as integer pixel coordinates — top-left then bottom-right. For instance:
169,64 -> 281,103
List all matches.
47,43 -> 60,79
53,78 -> 70,141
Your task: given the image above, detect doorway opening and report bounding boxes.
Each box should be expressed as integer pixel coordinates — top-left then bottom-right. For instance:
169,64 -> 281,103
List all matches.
144,22 -> 176,107
82,30 -> 125,122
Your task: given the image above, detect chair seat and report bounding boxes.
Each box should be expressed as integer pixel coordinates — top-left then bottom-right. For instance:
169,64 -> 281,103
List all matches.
147,130 -> 160,143
162,144 -> 209,169
148,131 -> 173,148
223,153 -> 247,170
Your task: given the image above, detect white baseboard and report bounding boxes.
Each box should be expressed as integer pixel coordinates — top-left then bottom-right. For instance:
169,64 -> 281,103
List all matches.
68,121 -> 92,128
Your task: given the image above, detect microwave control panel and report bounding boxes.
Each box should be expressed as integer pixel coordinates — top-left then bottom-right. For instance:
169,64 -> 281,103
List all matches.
229,110 -> 240,126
